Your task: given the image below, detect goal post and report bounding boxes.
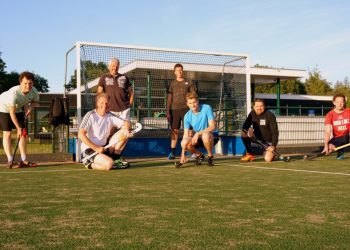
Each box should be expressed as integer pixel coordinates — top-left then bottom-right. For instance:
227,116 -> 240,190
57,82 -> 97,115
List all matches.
64,41 -> 251,161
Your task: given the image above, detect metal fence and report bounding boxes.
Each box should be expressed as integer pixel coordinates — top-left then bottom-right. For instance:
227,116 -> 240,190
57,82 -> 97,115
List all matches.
267,105 -> 332,117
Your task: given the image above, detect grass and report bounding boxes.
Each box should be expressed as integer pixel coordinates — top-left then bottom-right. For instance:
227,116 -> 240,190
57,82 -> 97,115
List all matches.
0,156 -> 350,249
0,142 -> 53,154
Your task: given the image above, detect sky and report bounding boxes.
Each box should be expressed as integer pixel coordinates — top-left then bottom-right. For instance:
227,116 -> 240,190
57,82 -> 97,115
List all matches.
1,0 -> 349,93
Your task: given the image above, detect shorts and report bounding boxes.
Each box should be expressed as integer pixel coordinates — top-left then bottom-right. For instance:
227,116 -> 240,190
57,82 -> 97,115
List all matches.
329,134 -> 349,148
0,112 -> 25,131
81,148 -> 113,167
194,137 -> 219,148
111,108 -> 130,121
170,108 -> 188,129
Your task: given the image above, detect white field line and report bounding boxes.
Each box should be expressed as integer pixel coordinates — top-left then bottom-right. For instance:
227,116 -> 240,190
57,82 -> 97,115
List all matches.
229,164 -> 350,177
0,169 -> 86,174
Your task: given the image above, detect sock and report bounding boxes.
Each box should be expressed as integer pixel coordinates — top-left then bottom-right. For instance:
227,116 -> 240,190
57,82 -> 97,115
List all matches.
171,148 -> 175,155
21,154 -> 27,162
7,155 -> 13,162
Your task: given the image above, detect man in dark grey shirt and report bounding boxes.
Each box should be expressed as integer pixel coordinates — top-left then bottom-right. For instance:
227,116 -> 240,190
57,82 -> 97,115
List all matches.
241,98 -> 279,162
166,63 -> 195,160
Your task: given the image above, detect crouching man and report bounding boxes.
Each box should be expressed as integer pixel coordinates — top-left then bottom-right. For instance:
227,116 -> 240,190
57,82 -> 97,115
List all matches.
179,92 -> 216,166
78,93 -> 132,170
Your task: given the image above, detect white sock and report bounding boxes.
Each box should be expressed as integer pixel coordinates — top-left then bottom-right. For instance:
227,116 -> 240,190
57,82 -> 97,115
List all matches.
7,155 -> 13,162
21,154 -> 27,162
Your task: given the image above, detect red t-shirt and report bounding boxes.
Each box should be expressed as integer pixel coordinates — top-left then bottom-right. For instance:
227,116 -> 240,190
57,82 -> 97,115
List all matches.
325,108 -> 350,137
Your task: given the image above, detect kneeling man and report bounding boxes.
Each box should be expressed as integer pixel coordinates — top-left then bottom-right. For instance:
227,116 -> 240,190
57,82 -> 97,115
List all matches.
78,93 -> 133,170
179,92 -> 216,166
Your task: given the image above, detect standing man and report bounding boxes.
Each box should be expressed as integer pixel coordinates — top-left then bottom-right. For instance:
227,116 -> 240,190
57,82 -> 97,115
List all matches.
167,63 -> 195,160
322,93 -> 350,159
0,72 -> 40,168
79,93 -> 132,170
179,92 -> 216,166
97,58 -> 134,165
241,98 -> 279,162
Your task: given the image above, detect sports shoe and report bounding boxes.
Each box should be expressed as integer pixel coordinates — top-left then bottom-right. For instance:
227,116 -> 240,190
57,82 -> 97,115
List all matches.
113,159 -> 130,169
82,159 -> 93,169
336,152 -> 345,160
207,156 -> 214,166
168,152 -> 175,160
195,153 -> 205,165
120,156 -> 130,166
7,161 -> 18,169
241,153 -> 255,162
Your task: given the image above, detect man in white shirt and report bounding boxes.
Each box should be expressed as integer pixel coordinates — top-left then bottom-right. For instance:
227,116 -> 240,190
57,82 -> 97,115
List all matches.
78,93 -> 133,170
0,72 -> 39,168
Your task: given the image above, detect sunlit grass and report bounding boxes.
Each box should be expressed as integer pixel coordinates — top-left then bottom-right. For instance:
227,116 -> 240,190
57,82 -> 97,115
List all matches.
0,157 -> 349,249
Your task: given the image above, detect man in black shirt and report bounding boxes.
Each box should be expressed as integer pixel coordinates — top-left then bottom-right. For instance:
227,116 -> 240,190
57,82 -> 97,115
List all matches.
241,98 -> 279,162
166,64 -> 195,160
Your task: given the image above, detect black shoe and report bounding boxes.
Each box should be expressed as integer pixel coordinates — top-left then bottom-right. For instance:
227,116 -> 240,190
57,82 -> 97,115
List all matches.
82,159 -> 93,169
207,156 -> 214,166
195,154 -> 205,165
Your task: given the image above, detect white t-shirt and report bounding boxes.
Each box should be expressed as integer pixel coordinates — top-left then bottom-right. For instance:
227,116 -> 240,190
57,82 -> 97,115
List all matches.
0,85 -> 39,113
80,110 -> 124,152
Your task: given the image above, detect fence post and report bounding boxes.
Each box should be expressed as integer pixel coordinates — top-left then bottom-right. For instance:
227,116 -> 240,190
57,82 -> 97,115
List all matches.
147,72 -> 151,117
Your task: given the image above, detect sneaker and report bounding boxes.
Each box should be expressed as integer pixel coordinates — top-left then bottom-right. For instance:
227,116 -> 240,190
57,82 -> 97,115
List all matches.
241,153 -> 255,162
195,153 -> 205,165
336,152 -> 345,160
82,159 -> 93,169
113,159 -> 130,169
7,161 -> 18,169
120,156 -> 130,167
168,152 -> 175,160
207,156 -> 214,166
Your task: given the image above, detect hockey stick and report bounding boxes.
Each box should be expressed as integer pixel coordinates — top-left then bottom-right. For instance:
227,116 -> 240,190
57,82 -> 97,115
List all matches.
253,138 -> 291,162
303,142 -> 350,160
82,123 -> 142,162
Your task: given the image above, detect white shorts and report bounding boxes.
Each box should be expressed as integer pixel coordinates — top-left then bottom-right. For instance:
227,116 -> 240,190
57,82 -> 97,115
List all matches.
111,108 -> 130,121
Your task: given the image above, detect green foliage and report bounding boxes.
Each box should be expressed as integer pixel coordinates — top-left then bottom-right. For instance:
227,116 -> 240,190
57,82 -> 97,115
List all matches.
0,71 -> 19,93
65,60 -> 108,92
255,79 -> 306,94
305,67 -> 333,95
33,73 -> 49,92
333,77 -> 350,106
1,158 -> 350,249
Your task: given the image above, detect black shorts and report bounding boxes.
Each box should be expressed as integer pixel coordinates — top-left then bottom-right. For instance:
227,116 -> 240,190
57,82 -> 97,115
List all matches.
0,112 -> 25,131
170,108 -> 188,129
194,137 -> 219,148
81,148 -> 113,162
329,134 -> 349,148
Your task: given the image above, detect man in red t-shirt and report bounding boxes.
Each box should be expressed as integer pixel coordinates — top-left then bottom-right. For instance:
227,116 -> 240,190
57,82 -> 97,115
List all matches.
323,93 -> 350,159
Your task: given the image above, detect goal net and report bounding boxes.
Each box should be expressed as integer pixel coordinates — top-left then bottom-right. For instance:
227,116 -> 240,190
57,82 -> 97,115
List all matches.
65,41 -> 249,137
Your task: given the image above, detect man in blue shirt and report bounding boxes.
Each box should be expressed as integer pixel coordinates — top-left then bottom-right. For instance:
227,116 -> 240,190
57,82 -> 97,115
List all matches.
179,92 -> 216,166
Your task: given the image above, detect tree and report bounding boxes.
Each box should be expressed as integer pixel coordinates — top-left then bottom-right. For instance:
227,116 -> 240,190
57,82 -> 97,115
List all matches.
0,71 -> 50,93
333,77 -> 350,106
255,79 -> 306,94
65,60 -> 108,92
0,52 -> 8,93
305,67 -> 333,95
33,73 -> 49,92
1,71 -> 19,93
